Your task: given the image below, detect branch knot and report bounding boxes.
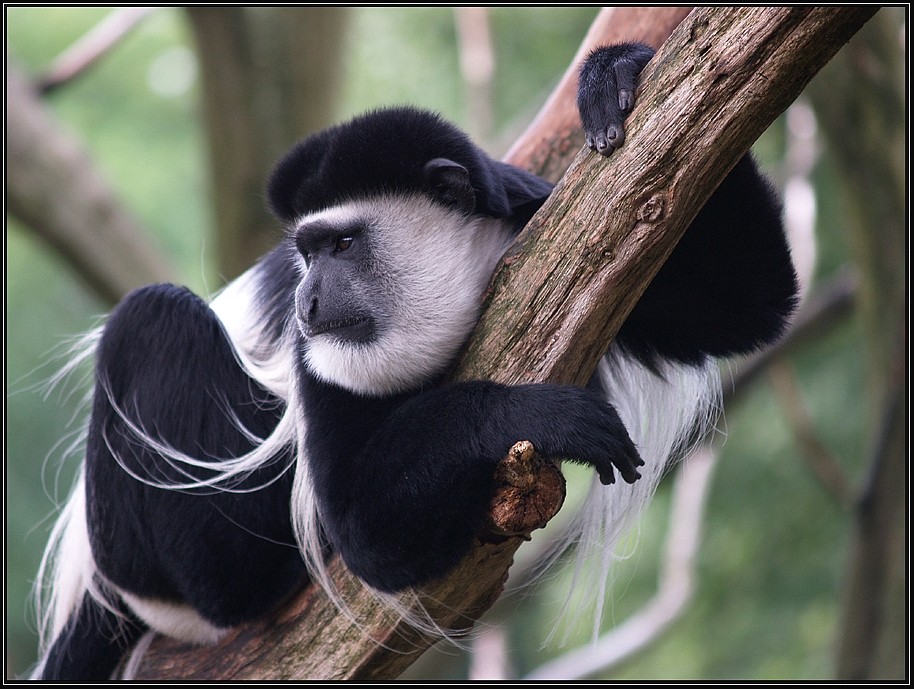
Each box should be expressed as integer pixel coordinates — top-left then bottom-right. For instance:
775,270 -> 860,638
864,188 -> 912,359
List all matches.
488,441 -> 566,538
637,193 -> 667,223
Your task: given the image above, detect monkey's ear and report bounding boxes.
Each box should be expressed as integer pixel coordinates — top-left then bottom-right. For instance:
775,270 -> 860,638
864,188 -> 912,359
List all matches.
424,158 -> 476,215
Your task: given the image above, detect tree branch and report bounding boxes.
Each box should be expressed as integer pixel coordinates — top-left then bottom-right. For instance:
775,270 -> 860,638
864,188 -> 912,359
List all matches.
6,62 -> 178,305
454,7 -> 495,144
458,6 -> 876,389
131,6 -> 875,679
768,360 -> 853,507
37,7 -> 158,93
504,6 -> 692,181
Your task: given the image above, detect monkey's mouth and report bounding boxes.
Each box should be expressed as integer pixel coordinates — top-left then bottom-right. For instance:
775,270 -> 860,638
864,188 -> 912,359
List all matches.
307,317 -> 375,343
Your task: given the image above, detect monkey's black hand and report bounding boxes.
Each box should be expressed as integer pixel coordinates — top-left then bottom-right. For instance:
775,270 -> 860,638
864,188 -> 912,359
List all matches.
577,42 -> 655,156
516,385 -> 643,487
585,415 -> 644,487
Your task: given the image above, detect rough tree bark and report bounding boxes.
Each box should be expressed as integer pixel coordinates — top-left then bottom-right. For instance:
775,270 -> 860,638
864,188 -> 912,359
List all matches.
457,6 -> 876,388
186,7 -> 350,281
131,6 -> 876,680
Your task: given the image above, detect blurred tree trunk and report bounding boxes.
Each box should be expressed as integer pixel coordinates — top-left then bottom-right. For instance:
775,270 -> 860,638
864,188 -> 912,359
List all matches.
186,7 -> 350,281
805,8 -> 906,680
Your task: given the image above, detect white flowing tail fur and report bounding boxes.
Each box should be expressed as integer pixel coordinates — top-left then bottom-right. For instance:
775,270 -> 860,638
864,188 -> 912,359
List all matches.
538,347 -> 721,641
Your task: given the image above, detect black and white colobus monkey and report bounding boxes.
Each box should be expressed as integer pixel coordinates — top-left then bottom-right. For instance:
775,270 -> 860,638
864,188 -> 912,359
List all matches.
33,43 -> 797,680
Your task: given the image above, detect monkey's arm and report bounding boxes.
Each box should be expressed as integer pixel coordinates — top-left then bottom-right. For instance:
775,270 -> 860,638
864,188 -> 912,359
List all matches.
301,377 -> 641,593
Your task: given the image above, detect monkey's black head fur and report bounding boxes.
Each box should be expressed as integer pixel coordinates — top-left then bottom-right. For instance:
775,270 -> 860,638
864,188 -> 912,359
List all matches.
266,107 -> 553,230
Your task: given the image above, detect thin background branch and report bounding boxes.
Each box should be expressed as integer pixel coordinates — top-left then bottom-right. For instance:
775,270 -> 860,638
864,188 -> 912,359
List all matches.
37,7 -> 159,93
454,7 -> 495,145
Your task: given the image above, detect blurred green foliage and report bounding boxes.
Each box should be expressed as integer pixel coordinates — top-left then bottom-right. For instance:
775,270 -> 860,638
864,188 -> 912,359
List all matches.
6,6 -> 867,680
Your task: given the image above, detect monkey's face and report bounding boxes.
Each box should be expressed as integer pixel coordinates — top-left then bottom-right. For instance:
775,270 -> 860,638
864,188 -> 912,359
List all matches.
292,194 -> 513,397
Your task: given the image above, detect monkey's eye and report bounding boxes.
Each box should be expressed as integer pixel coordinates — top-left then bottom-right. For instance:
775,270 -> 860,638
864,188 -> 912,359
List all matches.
335,236 -> 355,253
301,250 -> 312,269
